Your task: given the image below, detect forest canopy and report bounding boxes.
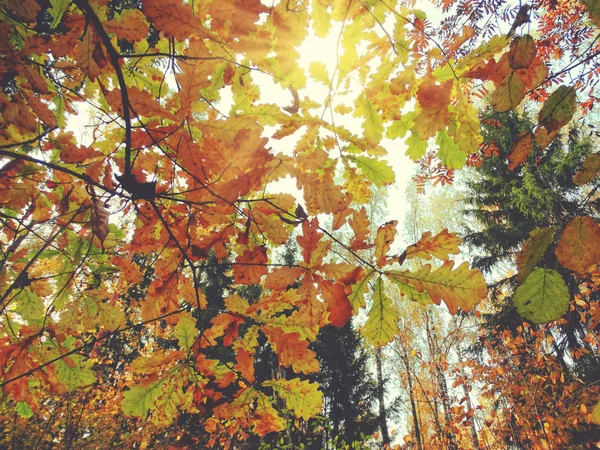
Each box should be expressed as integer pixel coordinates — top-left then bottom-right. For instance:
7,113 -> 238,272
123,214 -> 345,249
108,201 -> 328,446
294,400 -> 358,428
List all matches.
0,0 -> 600,448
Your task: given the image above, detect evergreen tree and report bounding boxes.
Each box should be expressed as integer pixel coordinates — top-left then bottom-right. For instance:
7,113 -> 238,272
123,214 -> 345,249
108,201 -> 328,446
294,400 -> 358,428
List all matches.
464,111 -> 597,276
462,111 -> 600,447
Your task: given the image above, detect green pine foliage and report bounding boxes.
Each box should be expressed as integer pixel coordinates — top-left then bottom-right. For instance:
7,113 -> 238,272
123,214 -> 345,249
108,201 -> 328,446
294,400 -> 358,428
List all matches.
464,110 -> 596,275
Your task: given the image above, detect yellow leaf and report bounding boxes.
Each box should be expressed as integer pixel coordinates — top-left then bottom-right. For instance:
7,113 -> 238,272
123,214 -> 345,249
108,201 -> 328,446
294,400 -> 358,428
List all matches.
309,61 -> 330,86
354,92 -> 384,147
263,379 -> 322,420
387,261 -> 487,314
363,277 -> 399,348
404,229 -> 461,261
491,73 -> 526,112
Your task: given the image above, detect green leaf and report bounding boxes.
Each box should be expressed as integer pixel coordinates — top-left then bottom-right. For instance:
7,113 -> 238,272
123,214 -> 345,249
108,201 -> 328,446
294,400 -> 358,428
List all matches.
516,227 -> 555,284
56,355 -> 96,390
349,270 -> 375,313
363,277 -> 399,348
389,276 -> 432,305
405,131 -> 427,160
175,312 -> 197,351
513,268 -> 570,323
354,92 -> 383,147
122,380 -> 163,418
386,112 -> 416,140
348,155 -> 395,186
264,379 -> 323,420
15,289 -> 44,321
457,34 -> 510,70
538,85 -> 577,132
437,130 -> 466,169
15,402 -> 34,418
592,400 -> 600,425
49,0 -> 71,28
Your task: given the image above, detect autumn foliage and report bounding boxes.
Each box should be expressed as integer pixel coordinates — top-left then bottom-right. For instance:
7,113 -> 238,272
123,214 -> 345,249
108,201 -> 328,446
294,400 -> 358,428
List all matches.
0,0 -> 599,447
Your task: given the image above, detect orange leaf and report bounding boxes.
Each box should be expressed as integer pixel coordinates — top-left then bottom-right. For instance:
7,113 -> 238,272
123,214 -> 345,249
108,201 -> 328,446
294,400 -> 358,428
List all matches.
263,327 -> 319,373
414,78 -> 453,140
234,246 -> 268,285
143,0 -> 214,40
176,39 -> 216,117
59,144 -> 102,164
319,279 -> 352,327
448,26 -> 475,53
318,263 -> 364,285
90,197 -> 109,245
234,348 -> 255,383
296,218 -> 323,266
375,221 -> 397,267
515,56 -> 548,89
349,207 -> 373,250
265,267 -> 304,291
507,131 -> 534,171
104,9 -> 149,42
404,229 -> 461,261
299,172 -> 349,215
462,56 -> 511,87
555,216 -> 600,273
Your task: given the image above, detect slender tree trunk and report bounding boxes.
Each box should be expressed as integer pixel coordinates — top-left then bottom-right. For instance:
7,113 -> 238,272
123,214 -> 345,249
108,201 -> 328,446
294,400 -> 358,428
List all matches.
375,348 -> 391,446
400,345 -> 423,450
425,315 -> 458,450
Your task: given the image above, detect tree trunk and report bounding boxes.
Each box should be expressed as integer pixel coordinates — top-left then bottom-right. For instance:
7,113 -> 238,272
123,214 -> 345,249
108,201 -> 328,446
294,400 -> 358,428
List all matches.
425,315 -> 458,450
401,345 -> 423,450
375,348 -> 391,446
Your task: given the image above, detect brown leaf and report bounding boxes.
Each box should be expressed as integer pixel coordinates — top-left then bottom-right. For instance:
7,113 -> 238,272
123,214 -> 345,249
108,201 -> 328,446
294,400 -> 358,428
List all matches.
90,197 -> 110,244
555,216 -> 600,273
507,131 -> 534,171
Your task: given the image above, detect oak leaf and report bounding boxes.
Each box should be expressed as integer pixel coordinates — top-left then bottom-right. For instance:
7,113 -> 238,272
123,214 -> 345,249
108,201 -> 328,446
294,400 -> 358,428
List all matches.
234,246 -> 269,285
374,220 -> 397,267
263,327 -> 319,373
404,229 -> 461,261
387,261 -> 487,314
363,277 -> 399,348
319,279 -> 352,327
104,9 -> 149,42
143,0 -> 213,40
263,379 -> 322,420
296,218 -> 323,266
